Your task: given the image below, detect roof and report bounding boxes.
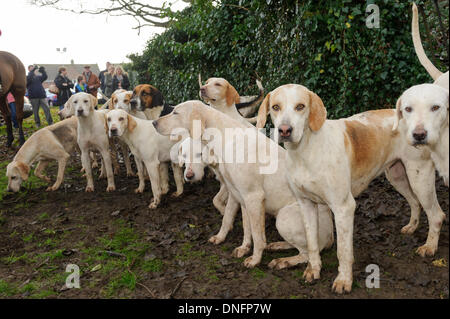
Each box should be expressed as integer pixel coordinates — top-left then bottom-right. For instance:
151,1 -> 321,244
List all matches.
37,63 -> 101,83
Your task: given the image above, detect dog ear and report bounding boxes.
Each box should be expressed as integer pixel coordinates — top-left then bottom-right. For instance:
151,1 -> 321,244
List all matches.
308,91 -> 327,132
88,94 -> 98,109
226,83 -> 240,106
392,98 -> 402,132
151,88 -> 164,107
189,108 -> 205,140
16,162 -> 30,181
256,93 -> 270,128
127,114 -> 137,133
177,144 -> 185,167
203,146 -> 218,166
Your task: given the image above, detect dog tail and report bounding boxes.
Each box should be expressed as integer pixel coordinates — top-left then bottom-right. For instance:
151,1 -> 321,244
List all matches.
412,3 -> 443,80
235,79 -> 264,110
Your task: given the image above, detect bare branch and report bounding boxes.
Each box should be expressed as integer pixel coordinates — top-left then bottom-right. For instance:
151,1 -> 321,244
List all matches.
29,0 -> 186,30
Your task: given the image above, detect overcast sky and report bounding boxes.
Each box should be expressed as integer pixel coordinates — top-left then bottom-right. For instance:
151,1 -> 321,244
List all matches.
0,0 -> 187,71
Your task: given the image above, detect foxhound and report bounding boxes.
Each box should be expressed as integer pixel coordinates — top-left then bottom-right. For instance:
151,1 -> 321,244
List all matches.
154,101 -> 334,269
6,117 -> 78,192
256,84 -> 445,293
106,109 -> 184,208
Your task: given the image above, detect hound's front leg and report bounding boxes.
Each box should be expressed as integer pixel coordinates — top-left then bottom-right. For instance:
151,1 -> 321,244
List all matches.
145,161 -> 161,209
296,197 -> 322,282
171,162 -> 184,197
81,149 -> 94,192
209,194 -> 240,245
99,147 -> 116,192
134,157 -> 146,193
47,152 -> 70,191
242,192 -> 266,268
329,194 -> 356,294
120,141 -> 134,177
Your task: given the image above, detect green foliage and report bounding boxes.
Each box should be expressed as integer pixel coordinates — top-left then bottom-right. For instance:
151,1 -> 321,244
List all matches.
128,0 -> 448,119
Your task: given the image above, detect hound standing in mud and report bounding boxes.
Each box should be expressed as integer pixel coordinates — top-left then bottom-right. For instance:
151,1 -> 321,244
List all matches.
256,84 -> 445,293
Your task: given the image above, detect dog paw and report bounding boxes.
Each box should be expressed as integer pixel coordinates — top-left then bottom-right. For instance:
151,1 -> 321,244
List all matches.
80,167 -> 85,173
98,173 -> 106,179
106,185 -> 116,192
85,186 -> 94,192
416,244 -> 436,257
46,185 -> 58,192
243,256 -> 260,268
303,263 -> 321,282
134,187 -> 144,194
209,235 -> 225,245
126,171 -> 136,177
171,191 -> 182,198
148,199 -> 159,209
92,162 -> 99,169
332,273 -> 352,294
232,246 -> 250,258
401,223 -> 418,235
161,187 -> 169,195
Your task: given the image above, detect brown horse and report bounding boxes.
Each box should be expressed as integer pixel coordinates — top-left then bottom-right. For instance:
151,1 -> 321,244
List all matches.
0,51 -> 26,147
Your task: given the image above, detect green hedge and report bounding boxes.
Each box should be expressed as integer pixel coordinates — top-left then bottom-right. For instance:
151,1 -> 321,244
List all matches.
128,0 -> 448,119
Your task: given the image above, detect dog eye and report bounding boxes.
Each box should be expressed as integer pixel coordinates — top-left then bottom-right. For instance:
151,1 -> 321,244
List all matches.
215,83 -> 221,86
11,176 -> 16,180
107,118 -> 111,122
83,100 -> 88,103
124,100 -> 129,103
173,111 -> 178,115
272,105 -> 280,111
295,104 -> 305,111
431,105 -> 440,112
119,117 -> 124,121
74,101 -> 78,104
405,106 -> 413,113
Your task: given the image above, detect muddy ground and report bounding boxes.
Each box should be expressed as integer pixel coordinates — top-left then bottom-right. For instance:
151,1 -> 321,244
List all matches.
0,117 -> 448,299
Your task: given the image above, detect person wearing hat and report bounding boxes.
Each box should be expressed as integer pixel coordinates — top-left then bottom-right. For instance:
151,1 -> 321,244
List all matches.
82,65 -> 100,99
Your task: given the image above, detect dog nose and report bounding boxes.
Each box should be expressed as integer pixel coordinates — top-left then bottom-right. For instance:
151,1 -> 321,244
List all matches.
412,128 -> 427,142
77,109 -> 83,115
130,100 -> 137,107
185,170 -> 195,180
278,124 -> 292,137
110,128 -> 118,136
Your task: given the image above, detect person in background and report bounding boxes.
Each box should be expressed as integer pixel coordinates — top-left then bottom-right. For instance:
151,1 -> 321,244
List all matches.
82,65 -> 100,99
75,75 -> 87,93
99,61 -> 111,93
112,66 -> 130,91
26,65 -> 53,128
103,65 -> 115,98
54,66 -> 73,110
6,92 -> 18,129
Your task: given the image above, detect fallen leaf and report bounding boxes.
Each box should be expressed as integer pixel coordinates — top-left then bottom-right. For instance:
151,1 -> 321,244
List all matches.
432,258 -> 447,268
91,264 -> 102,272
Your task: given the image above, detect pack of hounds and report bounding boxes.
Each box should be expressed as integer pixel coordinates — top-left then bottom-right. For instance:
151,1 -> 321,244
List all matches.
3,4 -> 449,294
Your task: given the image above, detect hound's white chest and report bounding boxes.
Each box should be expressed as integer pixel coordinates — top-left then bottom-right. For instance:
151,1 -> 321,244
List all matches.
285,157 -> 326,205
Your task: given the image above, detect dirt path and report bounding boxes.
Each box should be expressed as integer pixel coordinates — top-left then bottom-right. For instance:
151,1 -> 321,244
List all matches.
0,125 -> 448,299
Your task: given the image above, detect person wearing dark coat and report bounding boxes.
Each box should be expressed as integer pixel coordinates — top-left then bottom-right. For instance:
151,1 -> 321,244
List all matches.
26,65 -> 53,127
54,66 -> 74,110
112,66 -> 130,92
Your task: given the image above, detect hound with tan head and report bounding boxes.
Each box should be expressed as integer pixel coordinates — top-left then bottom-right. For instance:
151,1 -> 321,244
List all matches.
199,77 -> 263,125
6,117 -> 78,192
69,92 -> 116,192
393,83 -> 449,186
256,84 -> 445,294
106,109 -> 184,209
154,101 -> 334,271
